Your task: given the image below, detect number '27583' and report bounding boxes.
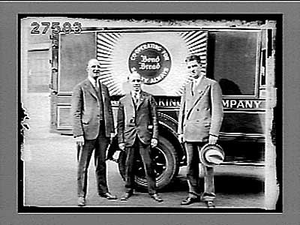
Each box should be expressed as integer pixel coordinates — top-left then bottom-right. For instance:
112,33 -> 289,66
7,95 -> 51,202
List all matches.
30,21 -> 82,35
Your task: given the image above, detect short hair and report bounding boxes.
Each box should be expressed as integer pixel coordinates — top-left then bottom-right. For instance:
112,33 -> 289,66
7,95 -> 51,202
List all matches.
185,55 -> 202,64
87,58 -> 99,67
127,71 -> 142,81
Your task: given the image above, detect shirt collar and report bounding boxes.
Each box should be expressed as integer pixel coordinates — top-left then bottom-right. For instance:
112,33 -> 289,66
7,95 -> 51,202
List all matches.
131,90 -> 141,97
88,76 -> 98,87
192,75 -> 205,85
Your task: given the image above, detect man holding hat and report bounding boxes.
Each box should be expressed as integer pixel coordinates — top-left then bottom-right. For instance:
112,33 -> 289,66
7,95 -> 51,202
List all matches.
178,55 -> 224,208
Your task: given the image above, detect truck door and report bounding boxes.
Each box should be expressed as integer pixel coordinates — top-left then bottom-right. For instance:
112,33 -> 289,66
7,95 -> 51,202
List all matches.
49,31 -> 97,133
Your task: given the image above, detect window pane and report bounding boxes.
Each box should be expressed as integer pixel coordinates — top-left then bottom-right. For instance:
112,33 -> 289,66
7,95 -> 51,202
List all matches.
207,31 -> 260,96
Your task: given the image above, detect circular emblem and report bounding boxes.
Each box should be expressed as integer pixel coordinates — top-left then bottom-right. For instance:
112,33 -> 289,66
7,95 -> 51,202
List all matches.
128,42 -> 171,85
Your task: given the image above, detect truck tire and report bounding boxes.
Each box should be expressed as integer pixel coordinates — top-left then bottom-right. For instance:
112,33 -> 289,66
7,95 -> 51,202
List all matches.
118,136 -> 179,190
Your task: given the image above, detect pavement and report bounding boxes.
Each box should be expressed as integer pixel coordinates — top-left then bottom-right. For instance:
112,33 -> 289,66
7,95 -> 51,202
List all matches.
21,93 -> 265,210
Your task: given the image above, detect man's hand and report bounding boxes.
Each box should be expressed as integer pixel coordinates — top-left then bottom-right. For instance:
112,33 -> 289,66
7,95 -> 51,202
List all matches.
178,134 -> 184,143
209,135 -> 218,145
112,150 -> 121,162
75,136 -> 84,146
118,143 -> 125,151
151,138 -> 158,148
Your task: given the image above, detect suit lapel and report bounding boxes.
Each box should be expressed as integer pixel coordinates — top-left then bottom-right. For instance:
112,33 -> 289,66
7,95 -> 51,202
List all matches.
84,79 -> 98,99
99,81 -> 106,101
125,94 -> 135,121
85,78 -> 107,101
136,91 -> 145,110
189,77 -> 208,100
128,92 -> 135,108
186,77 -> 210,120
194,77 -> 208,99
123,91 -> 146,124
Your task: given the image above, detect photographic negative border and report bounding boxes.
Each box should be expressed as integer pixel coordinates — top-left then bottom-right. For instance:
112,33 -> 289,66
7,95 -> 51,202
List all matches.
1,1 -> 298,224
19,12 -> 282,213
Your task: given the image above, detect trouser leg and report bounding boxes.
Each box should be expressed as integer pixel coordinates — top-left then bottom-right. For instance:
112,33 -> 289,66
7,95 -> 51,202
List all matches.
185,142 -> 200,197
139,141 -> 157,195
124,143 -> 136,193
77,139 -> 95,198
201,165 -> 216,202
94,133 -> 109,195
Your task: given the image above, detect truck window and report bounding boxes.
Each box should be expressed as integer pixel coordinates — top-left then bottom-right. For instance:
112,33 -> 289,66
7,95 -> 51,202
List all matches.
207,30 -> 261,97
59,32 -> 96,93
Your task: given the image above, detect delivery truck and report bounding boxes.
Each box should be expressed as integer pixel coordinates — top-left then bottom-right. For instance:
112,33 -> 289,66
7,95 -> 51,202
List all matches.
49,19 -> 277,190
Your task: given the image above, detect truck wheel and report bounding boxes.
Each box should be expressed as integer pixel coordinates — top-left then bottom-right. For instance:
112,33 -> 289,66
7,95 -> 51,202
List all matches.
118,136 -> 179,190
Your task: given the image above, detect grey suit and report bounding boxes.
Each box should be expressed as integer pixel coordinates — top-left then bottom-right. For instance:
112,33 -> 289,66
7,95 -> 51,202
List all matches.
178,77 -> 223,142
72,78 -> 114,140
71,78 -> 114,197
178,76 -> 223,201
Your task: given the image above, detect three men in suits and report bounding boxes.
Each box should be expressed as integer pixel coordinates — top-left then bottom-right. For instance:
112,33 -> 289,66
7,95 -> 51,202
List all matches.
178,55 -> 223,208
117,71 -> 163,202
72,58 -> 117,207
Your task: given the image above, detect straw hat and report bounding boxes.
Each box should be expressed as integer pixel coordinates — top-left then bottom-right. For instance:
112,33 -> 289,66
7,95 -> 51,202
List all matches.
199,143 -> 225,167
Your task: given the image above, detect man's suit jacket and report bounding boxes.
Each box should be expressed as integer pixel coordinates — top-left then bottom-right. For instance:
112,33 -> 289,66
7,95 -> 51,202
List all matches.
117,91 -> 159,147
178,76 -> 223,142
71,78 -> 114,140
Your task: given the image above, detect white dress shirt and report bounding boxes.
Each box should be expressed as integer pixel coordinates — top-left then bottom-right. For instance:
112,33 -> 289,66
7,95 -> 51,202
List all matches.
131,91 -> 140,105
88,76 -> 98,88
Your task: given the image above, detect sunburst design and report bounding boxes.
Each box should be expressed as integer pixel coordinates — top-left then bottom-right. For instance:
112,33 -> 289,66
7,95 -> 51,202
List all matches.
97,32 -> 124,95
179,30 -> 208,72
97,30 -> 208,96
176,31 -> 208,95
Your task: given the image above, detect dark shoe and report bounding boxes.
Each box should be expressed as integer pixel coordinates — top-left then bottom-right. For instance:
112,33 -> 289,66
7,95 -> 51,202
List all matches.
150,193 -> 163,202
205,201 -> 215,208
181,197 -> 200,205
77,197 -> 86,206
100,192 -> 117,200
120,192 -> 133,201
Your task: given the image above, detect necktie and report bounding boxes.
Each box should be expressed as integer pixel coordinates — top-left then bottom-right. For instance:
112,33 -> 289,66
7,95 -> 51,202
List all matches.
95,80 -> 99,93
191,81 -> 195,96
133,92 -> 138,105
192,79 -> 199,95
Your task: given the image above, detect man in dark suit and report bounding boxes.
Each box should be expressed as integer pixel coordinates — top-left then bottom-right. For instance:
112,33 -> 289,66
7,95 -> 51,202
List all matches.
72,58 -> 117,207
178,55 -> 223,208
117,71 -> 163,203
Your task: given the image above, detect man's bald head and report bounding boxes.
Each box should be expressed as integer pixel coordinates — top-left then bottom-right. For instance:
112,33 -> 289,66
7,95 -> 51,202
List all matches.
86,59 -> 101,80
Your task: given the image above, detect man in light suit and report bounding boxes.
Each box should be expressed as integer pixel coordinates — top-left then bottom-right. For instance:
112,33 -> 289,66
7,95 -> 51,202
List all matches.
178,55 -> 223,208
72,59 -> 117,207
117,71 -> 163,202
